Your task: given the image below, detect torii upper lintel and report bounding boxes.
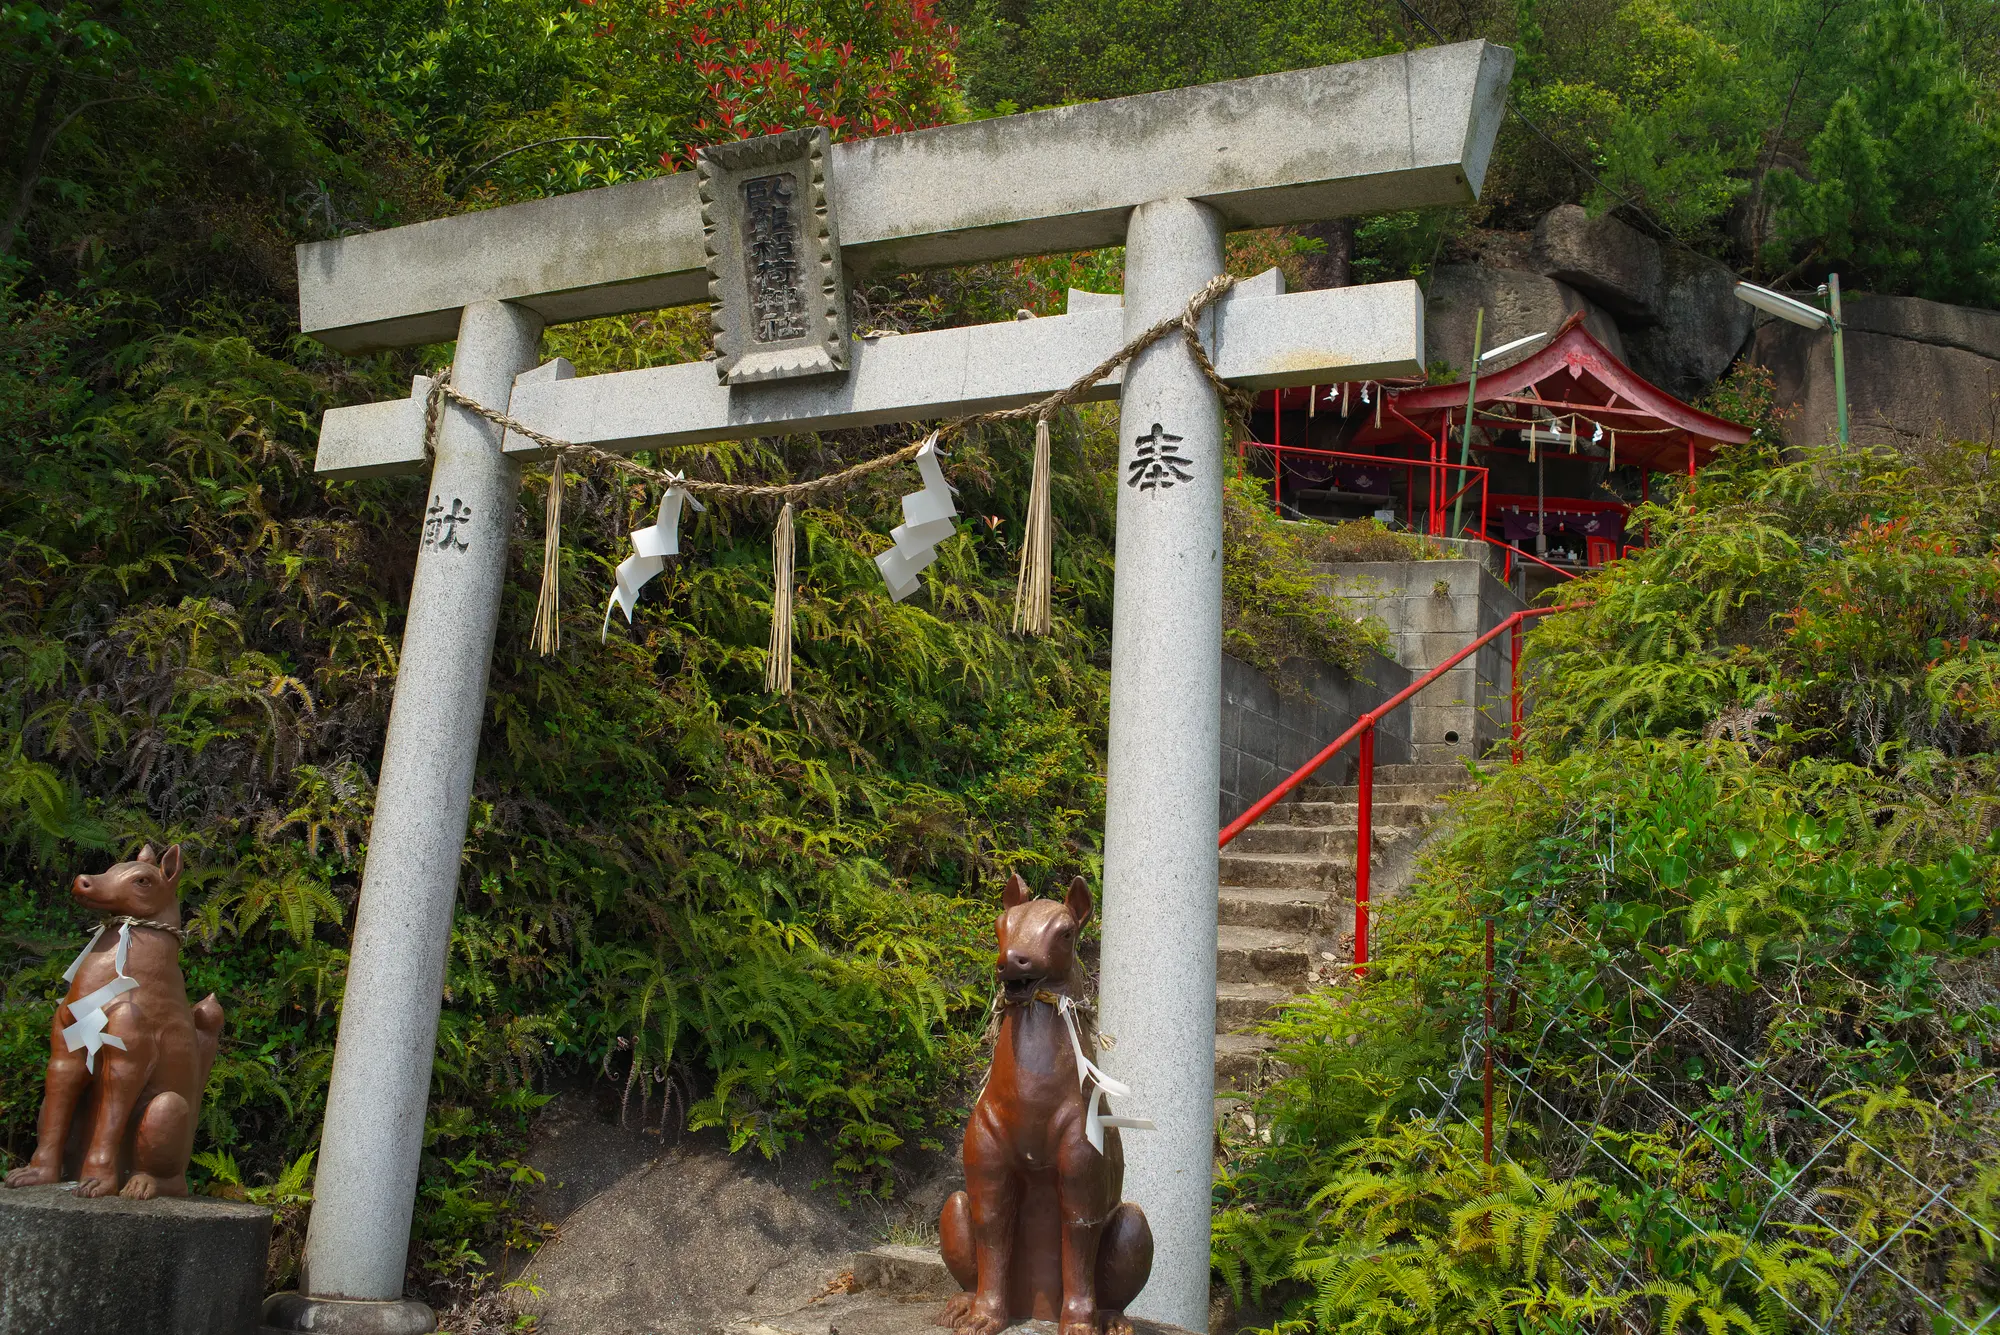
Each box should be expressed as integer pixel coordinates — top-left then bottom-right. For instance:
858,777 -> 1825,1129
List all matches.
295,41 -> 1511,352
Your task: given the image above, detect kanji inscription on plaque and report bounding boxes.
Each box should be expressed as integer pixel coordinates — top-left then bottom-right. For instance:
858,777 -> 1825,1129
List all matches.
743,173 -> 808,343
697,127 -> 850,384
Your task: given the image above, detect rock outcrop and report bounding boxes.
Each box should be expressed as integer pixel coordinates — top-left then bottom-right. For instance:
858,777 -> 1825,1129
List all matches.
1424,264 -> 1624,375
1530,203 -> 1663,321
1425,207 -> 1753,393
1755,293 -> 2000,448
1624,245 -> 1755,399
1422,203 -> 2000,449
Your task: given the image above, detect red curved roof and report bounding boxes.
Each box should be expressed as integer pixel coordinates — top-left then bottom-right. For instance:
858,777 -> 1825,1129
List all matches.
1297,314 -> 1753,473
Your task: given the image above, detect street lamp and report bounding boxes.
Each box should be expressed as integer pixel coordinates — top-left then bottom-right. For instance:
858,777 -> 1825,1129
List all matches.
1479,330 -> 1550,365
1735,276 -> 1848,447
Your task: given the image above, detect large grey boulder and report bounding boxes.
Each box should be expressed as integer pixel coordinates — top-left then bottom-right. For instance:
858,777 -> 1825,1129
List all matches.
1624,246 -> 1756,399
1529,204 -> 1662,321
515,1093 -> 958,1335
0,1186 -> 271,1335
1424,264 -> 1625,375
724,1246 -> 1204,1335
1754,291 -> 2000,448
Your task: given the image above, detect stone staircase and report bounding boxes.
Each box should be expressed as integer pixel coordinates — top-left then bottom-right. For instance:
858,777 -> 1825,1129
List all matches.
1214,763 -> 1478,1091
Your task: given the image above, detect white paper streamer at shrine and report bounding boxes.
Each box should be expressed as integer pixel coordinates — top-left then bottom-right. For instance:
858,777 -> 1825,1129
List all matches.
1056,994 -> 1154,1154
874,434 -> 957,602
61,922 -> 138,1073
602,480 -> 704,640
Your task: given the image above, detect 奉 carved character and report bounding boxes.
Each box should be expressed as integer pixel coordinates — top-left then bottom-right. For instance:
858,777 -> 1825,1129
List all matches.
938,873 -> 1153,1335
4,844 -> 223,1200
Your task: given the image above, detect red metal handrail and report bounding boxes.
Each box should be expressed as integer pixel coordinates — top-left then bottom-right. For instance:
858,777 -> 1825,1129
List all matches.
1238,432 -> 1490,540
1218,604 -> 1575,973
1474,530 -> 1582,584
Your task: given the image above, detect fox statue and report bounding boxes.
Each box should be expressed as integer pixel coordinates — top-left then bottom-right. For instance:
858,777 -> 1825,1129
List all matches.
4,844 -> 222,1199
938,873 -> 1153,1335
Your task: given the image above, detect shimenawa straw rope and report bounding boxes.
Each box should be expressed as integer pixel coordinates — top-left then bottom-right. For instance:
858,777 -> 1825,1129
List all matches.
421,274 -> 1247,674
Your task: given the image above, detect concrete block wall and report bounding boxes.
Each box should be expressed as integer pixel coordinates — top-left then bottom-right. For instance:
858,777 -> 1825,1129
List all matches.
1220,650 -> 1414,824
1314,559 -> 1526,763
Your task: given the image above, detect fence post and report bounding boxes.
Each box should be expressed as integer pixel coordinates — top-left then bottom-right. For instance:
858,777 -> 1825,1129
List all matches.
1354,725 -> 1375,976
1483,913 -> 1496,1166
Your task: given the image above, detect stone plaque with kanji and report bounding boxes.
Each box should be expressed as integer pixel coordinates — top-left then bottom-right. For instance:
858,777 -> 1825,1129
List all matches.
697,127 -> 850,384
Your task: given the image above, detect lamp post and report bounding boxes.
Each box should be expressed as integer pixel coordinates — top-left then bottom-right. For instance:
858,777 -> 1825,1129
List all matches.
1735,275 -> 1848,448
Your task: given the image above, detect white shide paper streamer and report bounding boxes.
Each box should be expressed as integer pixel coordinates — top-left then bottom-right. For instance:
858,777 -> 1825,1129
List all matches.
602,479 -> 704,640
1057,994 -> 1155,1153
874,434 -> 958,602
61,923 -> 138,1073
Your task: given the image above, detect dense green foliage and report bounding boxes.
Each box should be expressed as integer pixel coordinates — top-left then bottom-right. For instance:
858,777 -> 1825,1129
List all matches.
4,0 -> 1997,1324
1214,436 -> 2000,1329
0,6 -> 1391,1311
0,268 -> 1124,1289
0,0 -> 1020,1308
946,0 -> 2000,302
1223,477 -> 1400,683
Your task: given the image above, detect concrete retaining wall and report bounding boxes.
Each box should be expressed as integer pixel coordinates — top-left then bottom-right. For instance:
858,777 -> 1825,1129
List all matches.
1220,650 -> 1414,824
1314,559 -> 1526,764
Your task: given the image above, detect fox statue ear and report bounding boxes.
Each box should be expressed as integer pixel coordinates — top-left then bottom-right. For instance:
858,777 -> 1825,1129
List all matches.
1001,873 -> 1032,910
1064,875 -> 1093,930
136,844 -> 157,865
159,844 -> 183,883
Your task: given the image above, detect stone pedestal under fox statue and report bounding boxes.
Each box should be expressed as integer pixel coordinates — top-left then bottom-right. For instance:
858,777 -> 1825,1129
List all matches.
938,873 -> 1154,1335
4,845 -> 222,1200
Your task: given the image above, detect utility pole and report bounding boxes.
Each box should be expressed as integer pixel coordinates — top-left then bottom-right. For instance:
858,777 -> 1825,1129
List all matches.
1451,308 -> 1484,538
1827,273 -> 1850,450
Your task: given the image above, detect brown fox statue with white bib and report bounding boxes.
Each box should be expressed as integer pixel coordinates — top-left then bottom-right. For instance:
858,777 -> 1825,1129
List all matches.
4,844 -> 222,1199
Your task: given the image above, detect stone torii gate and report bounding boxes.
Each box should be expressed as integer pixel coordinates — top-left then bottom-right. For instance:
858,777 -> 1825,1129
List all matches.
267,42 -> 1510,1334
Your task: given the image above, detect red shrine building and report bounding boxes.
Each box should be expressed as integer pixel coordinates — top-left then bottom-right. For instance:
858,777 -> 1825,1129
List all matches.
1244,314 -> 1753,581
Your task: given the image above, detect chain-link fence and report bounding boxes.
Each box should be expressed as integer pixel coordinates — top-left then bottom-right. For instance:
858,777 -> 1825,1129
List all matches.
1420,890 -> 1999,1333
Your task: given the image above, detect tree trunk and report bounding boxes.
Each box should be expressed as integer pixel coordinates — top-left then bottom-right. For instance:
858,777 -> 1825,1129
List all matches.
1297,217 -> 1355,290
0,65 -> 37,173
0,65 -> 67,257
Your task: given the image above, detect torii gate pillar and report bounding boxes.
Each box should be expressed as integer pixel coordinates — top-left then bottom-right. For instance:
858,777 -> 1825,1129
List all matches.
1100,197 -> 1227,1329
269,301 -> 541,1333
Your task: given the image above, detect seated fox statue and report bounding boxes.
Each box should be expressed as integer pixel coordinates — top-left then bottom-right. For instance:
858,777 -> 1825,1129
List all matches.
938,873 -> 1153,1335
4,844 -> 222,1199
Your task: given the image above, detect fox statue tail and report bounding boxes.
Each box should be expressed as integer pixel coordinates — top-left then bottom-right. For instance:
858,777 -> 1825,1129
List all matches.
191,993 -> 224,1089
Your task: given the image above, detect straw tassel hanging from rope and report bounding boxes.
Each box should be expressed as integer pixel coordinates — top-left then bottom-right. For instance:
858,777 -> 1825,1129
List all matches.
766,501 -> 796,695
1012,417 -> 1054,637
531,457 -> 566,656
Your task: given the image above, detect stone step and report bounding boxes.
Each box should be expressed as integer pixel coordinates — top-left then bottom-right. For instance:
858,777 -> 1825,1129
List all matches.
1375,763 -> 1490,784
1298,780 -> 1470,805
1214,1030 -> 1275,1091
1219,850 -> 1349,890
1264,800 -> 1436,829
1209,757 -> 1473,1105
1229,822 -> 1418,857
1219,885 -> 1328,931
1215,980 -> 1299,1029
1217,924 -> 1311,984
